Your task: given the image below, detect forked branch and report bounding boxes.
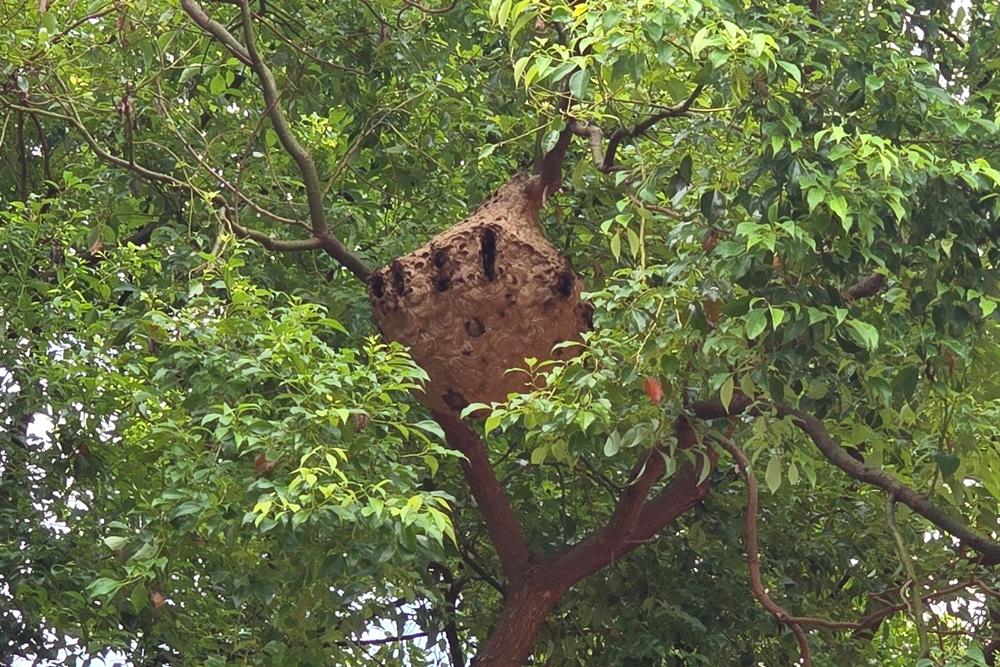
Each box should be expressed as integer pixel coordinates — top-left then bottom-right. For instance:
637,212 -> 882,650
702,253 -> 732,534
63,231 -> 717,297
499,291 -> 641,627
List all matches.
568,84 -> 705,173
181,0 -> 371,281
550,416 -> 713,588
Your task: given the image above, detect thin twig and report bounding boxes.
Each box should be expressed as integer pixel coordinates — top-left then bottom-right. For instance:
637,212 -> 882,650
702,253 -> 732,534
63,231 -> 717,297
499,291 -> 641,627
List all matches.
886,492 -> 930,658
714,434 -> 813,667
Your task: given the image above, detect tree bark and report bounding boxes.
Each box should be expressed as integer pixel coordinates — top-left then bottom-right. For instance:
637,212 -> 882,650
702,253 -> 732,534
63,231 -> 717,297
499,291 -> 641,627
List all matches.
473,584 -> 562,667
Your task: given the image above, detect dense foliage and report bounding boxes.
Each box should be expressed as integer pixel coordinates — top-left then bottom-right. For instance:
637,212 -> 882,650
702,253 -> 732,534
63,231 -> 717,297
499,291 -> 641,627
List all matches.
2,0 -> 999,664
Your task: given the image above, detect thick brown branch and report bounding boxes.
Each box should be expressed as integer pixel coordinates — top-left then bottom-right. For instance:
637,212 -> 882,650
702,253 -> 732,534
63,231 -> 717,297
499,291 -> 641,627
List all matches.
633,452 -> 715,541
567,120 -> 610,172
227,217 -> 323,252
716,435 -> 813,666
432,411 -> 532,583
535,125 -> 574,201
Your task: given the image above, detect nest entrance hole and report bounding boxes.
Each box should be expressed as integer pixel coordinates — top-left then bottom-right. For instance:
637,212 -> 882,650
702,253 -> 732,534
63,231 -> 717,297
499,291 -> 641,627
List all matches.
481,227 -> 497,281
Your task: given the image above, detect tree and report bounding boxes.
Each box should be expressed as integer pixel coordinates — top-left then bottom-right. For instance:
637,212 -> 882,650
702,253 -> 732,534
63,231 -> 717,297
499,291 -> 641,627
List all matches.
2,0 -> 1000,664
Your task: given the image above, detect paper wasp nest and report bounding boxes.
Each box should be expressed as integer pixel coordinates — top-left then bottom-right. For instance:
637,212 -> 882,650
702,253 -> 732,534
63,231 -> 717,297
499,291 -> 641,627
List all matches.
368,173 -> 592,415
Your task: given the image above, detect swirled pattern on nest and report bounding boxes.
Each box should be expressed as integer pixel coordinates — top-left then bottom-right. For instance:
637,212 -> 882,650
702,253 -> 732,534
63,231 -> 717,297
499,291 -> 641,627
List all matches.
368,173 -> 592,415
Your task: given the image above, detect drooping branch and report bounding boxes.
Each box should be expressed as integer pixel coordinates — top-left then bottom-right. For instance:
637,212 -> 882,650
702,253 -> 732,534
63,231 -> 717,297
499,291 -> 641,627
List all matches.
774,404 -> 1000,566
336,631 -> 430,647
4,102 -> 190,190
432,411 -> 532,584
714,434 -> 813,667
15,111 -> 28,202
180,0 -> 371,282
2,98 -> 321,259
885,492 -> 930,658
691,396 -> 1000,565
428,562 -> 466,667
401,0 -> 458,15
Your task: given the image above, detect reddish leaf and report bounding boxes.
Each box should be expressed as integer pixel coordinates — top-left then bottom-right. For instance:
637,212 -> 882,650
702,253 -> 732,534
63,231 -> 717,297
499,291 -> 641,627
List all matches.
351,412 -> 371,431
643,377 -> 663,405
149,590 -> 166,609
254,452 -> 276,476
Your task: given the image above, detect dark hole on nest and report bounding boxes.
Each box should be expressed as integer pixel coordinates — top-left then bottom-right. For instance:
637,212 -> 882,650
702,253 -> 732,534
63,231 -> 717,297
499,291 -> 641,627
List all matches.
481,227 -> 497,281
434,274 -> 451,292
432,248 -> 449,268
442,388 -> 468,410
390,261 -> 406,295
555,271 -> 574,299
465,317 -> 486,338
369,275 -> 385,298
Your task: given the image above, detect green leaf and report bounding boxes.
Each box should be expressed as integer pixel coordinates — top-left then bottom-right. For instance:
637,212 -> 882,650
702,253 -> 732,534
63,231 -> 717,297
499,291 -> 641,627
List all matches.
934,452 -> 960,478
209,73 -> 227,95
87,577 -> 123,598
483,412 -> 502,436
604,432 -> 621,457
170,501 -> 203,519
103,536 -> 129,551
496,0 -> 513,26
413,420 -> 445,441
610,232 -> 622,261
530,445 -> 548,464
765,455 -> 782,493
478,144 -> 497,160
720,375 -> 735,412
130,583 -> 148,614
828,194 -> 848,221
777,61 -> 801,85
806,187 -> 824,212
787,462 -> 800,485
512,55 -> 531,84
807,307 -> 828,325
846,319 -> 879,350
691,26 -> 712,58
745,310 -> 768,339
568,69 -> 589,100
769,307 -> 785,329
805,380 -> 828,399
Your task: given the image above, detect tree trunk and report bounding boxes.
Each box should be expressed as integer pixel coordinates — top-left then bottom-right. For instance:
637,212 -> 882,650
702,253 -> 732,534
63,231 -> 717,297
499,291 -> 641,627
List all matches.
473,585 -> 562,666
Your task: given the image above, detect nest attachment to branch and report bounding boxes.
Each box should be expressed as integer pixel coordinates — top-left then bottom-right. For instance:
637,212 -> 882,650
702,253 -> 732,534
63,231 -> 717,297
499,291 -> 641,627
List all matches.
368,173 -> 592,415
